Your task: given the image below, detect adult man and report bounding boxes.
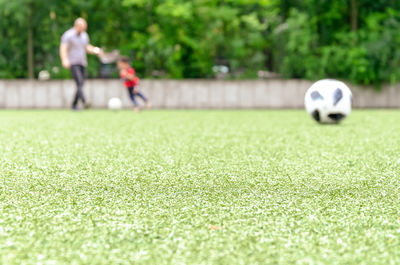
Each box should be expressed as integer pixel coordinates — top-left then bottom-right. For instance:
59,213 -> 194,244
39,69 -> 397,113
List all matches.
60,18 -> 102,110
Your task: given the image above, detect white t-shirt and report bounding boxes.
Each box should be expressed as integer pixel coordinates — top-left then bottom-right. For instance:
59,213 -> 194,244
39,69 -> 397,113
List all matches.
61,28 -> 89,66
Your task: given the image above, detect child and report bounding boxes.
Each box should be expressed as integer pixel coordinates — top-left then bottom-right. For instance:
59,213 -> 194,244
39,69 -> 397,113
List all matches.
117,57 -> 151,112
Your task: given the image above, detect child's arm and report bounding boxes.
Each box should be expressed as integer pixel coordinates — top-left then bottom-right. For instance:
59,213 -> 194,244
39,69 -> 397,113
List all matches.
125,72 -> 136,81
120,69 -> 136,81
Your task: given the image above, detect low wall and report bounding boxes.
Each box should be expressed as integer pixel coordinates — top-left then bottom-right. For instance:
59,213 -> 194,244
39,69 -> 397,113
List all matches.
0,79 -> 399,109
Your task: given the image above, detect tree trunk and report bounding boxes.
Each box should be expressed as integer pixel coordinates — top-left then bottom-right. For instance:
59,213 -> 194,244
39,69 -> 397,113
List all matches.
351,0 -> 358,31
27,1 -> 34,79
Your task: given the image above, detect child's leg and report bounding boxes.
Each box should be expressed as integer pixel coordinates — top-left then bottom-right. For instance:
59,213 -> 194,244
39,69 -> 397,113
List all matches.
132,86 -> 148,103
127,86 -> 139,106
133,88 -> 151,108
135,91 -> 148,103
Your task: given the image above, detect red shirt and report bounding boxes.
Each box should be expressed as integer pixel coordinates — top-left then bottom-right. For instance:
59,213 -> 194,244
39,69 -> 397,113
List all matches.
120,67 -> 139,87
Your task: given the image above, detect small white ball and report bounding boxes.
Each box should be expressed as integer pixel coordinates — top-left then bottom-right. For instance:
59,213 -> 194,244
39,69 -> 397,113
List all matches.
305,79 -> 352,124
108,97 -> 122,111
38,70 -> 50,81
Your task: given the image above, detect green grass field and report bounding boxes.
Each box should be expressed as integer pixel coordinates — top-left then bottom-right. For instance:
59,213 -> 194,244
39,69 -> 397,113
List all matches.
1,110 -> 400,264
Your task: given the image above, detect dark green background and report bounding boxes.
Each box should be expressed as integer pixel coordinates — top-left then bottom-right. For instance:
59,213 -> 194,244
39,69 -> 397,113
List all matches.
1,0 -> 400,86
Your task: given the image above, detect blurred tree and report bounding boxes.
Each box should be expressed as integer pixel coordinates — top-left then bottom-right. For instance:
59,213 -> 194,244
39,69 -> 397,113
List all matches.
351,0 -> 358,31
1,0 -> 400,86
0,0 -> 30,78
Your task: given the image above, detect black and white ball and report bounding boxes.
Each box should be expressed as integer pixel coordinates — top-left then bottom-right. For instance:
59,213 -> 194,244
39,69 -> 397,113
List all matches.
305,79 -> 352,124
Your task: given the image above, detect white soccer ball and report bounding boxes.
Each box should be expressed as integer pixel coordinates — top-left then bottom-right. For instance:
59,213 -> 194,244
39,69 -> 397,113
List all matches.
305,79 -> 352,124
108,97 -> 122,111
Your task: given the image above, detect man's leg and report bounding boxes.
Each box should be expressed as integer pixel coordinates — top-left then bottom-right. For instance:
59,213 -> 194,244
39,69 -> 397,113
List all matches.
79,66 -> 87,107
79,66 -> 91,109
70,65 -> 86,109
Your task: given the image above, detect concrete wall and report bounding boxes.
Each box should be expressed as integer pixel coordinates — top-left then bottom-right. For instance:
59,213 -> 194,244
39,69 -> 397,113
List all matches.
0,79 -> 399,109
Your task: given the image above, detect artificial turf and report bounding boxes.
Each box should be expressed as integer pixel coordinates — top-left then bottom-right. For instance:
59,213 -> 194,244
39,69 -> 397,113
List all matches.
0,110 -> 399,264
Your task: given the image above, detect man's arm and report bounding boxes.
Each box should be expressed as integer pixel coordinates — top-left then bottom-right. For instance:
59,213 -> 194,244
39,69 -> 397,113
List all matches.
86,44 -> 102,55
60,43 -> 70,69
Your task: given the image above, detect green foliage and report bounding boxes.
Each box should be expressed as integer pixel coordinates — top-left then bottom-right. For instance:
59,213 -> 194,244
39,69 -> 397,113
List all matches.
275,9 -> 319,79
275,1 -> 400,86
0,0 -> 30,78
1,0 -> 400,85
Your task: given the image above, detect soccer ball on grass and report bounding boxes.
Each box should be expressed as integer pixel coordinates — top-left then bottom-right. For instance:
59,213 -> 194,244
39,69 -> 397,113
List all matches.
305,79 -> 352,124
108,97 -> 122,111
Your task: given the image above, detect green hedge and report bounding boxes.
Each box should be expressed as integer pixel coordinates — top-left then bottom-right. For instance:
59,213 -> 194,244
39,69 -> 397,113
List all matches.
1,0 -> 400,86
